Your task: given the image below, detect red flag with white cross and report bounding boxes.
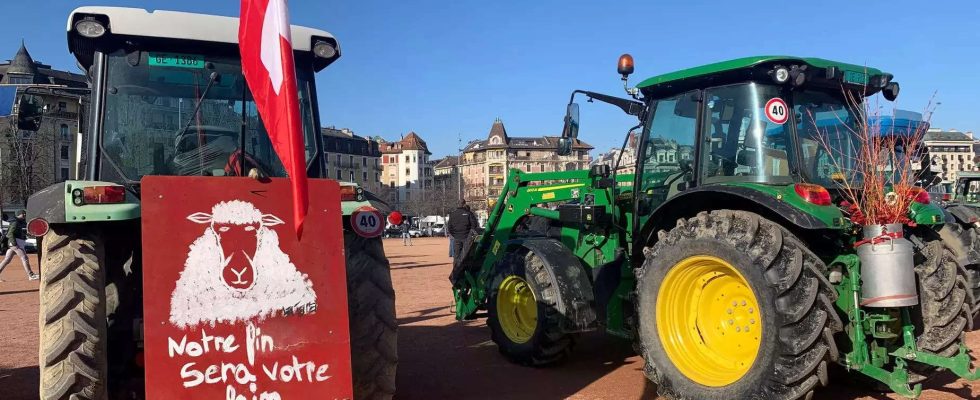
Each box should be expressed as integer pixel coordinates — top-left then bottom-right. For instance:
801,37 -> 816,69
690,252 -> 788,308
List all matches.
239,0 -> 308,236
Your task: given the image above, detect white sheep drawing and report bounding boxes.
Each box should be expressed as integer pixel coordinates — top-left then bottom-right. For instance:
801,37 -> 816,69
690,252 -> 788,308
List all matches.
169,200 -> 317,328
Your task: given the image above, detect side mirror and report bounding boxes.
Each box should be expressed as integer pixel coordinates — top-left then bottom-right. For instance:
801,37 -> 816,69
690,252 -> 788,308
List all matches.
882,82 -> 900,101
562,102 -> 580,139
16,95 -> 42,131
557,137 -> 572,156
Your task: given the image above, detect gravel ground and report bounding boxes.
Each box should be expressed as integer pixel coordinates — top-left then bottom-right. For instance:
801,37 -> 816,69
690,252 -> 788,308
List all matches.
1,238 -> 978,399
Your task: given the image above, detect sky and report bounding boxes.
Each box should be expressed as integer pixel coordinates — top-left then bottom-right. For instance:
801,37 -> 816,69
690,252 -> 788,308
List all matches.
3,0 -> 979,158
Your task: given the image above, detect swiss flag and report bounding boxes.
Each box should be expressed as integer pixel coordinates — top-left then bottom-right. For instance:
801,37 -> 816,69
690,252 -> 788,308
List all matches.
239,0 -> 307,236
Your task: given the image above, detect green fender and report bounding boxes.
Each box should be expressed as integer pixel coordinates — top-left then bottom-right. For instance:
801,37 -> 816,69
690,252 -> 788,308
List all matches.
26,180 -> 140,225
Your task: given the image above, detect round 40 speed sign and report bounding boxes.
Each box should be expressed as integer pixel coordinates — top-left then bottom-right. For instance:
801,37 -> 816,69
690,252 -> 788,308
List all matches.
765,97 -> 789,125
351,206 -> 384,238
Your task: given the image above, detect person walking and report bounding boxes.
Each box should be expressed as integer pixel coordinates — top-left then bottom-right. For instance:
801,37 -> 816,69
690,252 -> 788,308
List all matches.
0,210 -> 39,281
448,200 -> 479,261
401,218 -> 413,246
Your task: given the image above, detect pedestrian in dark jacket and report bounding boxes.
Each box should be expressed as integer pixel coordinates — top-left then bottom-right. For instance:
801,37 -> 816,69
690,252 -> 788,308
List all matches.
448,200 -> 479,260
0,210 -> 38,281
401,219 -> 413,246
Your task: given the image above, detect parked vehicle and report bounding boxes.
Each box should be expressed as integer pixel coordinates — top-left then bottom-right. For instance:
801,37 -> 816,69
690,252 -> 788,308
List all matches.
25,7 -> 396,400
451,55 -> 978,399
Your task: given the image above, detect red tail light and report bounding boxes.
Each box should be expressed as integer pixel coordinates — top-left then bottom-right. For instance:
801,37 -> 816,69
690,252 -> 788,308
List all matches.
27,218 -> 49,237
794,183 -> 832,206
908,187 -> 930,204
339,185 -> 364,202
73,185 -> 126,205
942,193 -> 951,201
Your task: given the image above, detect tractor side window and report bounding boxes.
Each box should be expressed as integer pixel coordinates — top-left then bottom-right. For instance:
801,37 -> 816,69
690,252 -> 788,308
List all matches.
701,83 -> 794,184
641,92 -> 697,183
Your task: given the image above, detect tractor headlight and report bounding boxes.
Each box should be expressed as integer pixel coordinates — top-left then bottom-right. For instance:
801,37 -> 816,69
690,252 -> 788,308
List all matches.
74,19 -> 106,38
772,67 -> 790,84
313,41 -> 337,59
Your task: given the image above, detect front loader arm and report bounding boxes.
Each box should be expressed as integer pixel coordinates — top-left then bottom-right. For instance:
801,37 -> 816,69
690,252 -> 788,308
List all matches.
452,168 -> 629,320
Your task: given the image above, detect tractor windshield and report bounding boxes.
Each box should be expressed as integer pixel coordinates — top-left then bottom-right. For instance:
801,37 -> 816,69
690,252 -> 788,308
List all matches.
100,49 -> 318,181
794,90 -> 863,187
701,83 -> 796,184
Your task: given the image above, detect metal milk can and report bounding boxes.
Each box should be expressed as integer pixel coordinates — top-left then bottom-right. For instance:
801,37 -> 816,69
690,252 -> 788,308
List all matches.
856,223 -> 918,307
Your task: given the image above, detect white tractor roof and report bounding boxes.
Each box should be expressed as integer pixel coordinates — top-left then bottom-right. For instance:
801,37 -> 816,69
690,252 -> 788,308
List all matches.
68,6 -> 337,53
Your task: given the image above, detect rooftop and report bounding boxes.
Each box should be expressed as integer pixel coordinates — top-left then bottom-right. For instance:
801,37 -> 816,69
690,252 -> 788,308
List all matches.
924,129 -> 973,142
381,131 -> 432,154
462,119 -> 593,152
0,42 -> 86,86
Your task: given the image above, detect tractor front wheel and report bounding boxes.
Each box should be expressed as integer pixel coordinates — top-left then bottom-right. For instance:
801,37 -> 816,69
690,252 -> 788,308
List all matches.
487,247 -> 573,366
344,231 -> 398,400
38,226 -> 107,400
637,210 -> 841,400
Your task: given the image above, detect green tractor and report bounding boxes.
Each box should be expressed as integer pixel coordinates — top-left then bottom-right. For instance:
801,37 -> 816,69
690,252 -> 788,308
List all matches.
451,55 -> 979,398
23,7 -> 395,400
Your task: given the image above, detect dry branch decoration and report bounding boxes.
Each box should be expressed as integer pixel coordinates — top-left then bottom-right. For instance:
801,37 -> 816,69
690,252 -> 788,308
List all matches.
807,83 -> 936,226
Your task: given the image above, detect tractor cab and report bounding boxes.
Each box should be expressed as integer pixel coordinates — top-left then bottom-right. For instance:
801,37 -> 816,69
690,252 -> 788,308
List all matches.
65,7 -> 340,184
954,172 -> 980,205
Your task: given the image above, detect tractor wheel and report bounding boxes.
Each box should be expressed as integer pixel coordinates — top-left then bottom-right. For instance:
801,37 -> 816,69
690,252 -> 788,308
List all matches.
907,232 -> 973,382
637,210 -> 841,400
937,222 -> 980,322
344,231 -> 397,400
38,226 -> 107,400
487,247 -> 573,366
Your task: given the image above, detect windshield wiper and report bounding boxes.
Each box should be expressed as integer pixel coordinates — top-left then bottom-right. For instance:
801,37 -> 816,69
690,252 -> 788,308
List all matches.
175,71 -> 221,137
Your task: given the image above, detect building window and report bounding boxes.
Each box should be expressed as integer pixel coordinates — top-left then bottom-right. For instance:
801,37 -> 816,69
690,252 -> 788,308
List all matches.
60,124 -> 70,140
362,171 -> 368,181
362,157 -> 367,167
336,169 -> 342,179
405,168 -> 410,176
336,154 -> 341,165
405,155 -> 409,162
406,182 -> 411,189
349,155 -> 354,166
539,164 -> 544,172
58,101 -> 67,111
60,145 -> 69,160
61,168 -> 69,180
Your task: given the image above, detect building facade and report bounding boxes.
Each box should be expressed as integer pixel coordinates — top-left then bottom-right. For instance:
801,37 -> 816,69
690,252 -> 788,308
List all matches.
460,119 -> 593,220
380,132 -> 434,210
322,127 -> 382,193
592,132 -> 638,175
923,128 -> 976,189
0,42 -> 88,210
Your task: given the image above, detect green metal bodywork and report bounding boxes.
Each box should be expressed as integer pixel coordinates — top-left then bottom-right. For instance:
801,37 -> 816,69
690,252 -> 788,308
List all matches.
727,182 -> 846,228
908,201 -> 945,226
636,56 -> 884,91
63,181 -> 141,222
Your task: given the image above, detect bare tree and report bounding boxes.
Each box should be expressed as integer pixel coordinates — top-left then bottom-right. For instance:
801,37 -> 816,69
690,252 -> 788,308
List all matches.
0,117 -> 55,207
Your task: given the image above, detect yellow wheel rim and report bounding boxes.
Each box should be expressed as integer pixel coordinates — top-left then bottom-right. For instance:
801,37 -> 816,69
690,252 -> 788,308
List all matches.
497,275 -> 538,344
656,255 -> 763,387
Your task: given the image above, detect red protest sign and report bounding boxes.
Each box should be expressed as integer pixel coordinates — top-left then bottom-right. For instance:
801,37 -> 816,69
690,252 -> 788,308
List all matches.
140,176 -> 352,399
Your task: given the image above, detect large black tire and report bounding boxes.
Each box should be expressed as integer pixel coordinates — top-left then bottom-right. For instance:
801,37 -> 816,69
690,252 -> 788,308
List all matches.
38,226 -> 107,400
636,210 -> 841,400
937,222 -> 980,323
344,231 -> 398,400
487,247 -> 574,366
908,231 -> 974,382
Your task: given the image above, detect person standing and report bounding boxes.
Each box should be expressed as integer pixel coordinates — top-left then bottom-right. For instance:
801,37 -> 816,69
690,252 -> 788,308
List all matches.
0,210 -> 38,281
448,200 -> 478,261
401,218 -> 413,246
